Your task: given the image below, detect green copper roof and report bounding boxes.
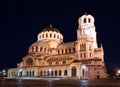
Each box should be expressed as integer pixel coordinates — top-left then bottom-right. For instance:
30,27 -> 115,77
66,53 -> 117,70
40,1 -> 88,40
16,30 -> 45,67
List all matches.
42,27 -> 60,33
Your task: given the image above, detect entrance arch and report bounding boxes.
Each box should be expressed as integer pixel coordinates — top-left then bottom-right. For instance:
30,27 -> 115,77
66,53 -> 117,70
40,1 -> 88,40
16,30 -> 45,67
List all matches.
71,67 -> 76,77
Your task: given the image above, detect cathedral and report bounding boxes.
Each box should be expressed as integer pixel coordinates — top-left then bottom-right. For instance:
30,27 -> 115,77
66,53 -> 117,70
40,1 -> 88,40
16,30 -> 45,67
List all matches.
8,14 -> 107,79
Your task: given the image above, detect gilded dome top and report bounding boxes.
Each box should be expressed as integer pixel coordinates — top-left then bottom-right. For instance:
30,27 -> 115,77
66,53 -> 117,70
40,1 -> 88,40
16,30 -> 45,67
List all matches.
42,25 -> 60,33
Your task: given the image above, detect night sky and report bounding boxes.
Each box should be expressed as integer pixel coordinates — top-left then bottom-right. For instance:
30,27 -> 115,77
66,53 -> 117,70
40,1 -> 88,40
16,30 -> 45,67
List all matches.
0,0 -> 120,71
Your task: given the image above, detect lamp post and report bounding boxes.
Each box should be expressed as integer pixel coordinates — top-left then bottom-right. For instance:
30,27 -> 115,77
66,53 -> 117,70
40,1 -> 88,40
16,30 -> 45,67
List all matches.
18,69 -> 22,77
116,70 -> 120,76
49,69 -> 52,77
117,70 -> 120,74
82,65 -> 86,79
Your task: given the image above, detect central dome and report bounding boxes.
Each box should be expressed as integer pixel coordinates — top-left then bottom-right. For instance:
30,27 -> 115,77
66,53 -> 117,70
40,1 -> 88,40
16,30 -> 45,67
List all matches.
37,26 -> 63,44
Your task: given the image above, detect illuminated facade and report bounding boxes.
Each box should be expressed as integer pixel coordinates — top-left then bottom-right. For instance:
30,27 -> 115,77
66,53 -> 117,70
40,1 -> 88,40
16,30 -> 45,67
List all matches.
8,14 -> 107,79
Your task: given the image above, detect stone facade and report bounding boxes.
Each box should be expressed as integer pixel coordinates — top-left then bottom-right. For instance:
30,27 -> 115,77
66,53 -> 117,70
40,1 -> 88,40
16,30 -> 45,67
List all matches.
8,14 -> 107,79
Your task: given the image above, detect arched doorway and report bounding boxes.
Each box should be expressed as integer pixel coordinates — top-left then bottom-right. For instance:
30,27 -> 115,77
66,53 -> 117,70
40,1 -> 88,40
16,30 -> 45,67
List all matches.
71,67 -> 76,77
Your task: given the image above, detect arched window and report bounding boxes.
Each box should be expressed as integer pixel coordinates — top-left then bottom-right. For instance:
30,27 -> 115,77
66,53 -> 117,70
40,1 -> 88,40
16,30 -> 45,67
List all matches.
84,18 -> 86,23
56,61 -> 59,65
58,50 -> 60,54
49,61 -> 52,65
51,70 -> 53,76
42,34 -> 44,38
32,47 -> 34,52
26,71 -> 28,76
64,70 -> 67,76
81,53 -> 82,58
26,58 -> 33,66
54,34 -> 56,38
55,70 -> 57,76
36,46 -> 38,52
40,47 -> 42,52
59,70 -> 61,76
40,71 -> 42,76
63,60 -> 66,64
84,53 -> 86,58
39,35 -> 41,39
83,44 -> 86,50
50,33 -> 52,37
46,33 -> 48,37
32,71 -> 34,76
73,48 -> 75,52
29,71 -> 31,76
80,44 -> 86,51
80,45 -> 82,50
88,18 -> 91,23
44,48 -> 46,52
34,46 -> 37,52
57,35 -> 59,39
44,71 -> 46,76
71,67 -> 76,77
61,49 -> 64,54
89,52 -> 91,57
69,48 -> 71,53
47,71 -> 49,76
65,49 -> 67,53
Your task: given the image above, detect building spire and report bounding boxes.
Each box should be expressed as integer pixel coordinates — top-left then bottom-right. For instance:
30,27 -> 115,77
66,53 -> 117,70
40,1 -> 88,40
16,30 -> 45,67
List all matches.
84,11 -> 88,15
50,24 -> 52,27
101,43 -> 103,48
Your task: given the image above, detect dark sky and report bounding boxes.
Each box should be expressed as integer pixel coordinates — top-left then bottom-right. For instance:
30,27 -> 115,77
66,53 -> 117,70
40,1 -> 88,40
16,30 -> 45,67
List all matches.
0,0 -> 120,70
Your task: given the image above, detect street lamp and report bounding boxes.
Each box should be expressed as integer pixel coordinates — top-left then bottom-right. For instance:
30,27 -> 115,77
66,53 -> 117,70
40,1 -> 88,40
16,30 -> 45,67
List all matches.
18,69 -> 22,77
82,65 -> 86,78
117,70 -> 120,74
116,70 -> 120,76
49,69 -> 52,77
82,65 -> 86,70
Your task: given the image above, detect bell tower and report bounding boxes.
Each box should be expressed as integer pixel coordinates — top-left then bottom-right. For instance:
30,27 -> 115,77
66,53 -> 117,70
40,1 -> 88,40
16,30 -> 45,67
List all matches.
77,13 -> 98,48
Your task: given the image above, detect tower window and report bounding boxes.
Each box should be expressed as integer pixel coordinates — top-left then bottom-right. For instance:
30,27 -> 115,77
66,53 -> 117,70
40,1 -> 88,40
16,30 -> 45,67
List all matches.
46,33 -> 48,37
84,18 -> 87,23
88,18 -> 91,23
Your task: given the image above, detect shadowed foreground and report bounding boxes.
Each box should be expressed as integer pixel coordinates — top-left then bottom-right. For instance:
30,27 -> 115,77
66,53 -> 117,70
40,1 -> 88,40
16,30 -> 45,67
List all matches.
0,78 -> 120,87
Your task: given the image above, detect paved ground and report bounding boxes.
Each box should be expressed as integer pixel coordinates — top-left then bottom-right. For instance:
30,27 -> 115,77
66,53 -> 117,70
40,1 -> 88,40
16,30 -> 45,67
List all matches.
0,78 -> 120,87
